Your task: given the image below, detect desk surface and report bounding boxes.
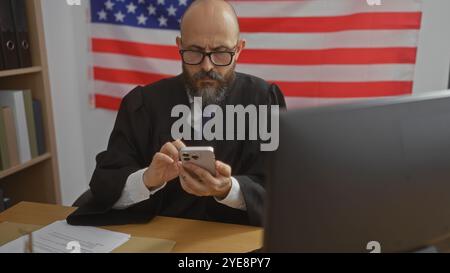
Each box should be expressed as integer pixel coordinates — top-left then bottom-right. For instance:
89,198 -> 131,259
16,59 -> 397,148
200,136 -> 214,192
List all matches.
0,202 -> 263,253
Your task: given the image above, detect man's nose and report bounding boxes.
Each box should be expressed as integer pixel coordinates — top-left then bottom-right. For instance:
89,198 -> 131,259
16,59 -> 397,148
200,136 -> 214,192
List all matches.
200,54 -> 214,72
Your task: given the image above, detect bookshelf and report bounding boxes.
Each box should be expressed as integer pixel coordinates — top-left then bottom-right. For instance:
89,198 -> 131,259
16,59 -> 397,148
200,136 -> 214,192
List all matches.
0,66 -> 42,77
0,0 -> 61,205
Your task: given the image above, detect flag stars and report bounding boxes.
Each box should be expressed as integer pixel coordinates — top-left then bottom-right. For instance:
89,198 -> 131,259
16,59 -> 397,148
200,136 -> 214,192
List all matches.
104,0 -> 115,10
147,4 -> 156,15
114,11 -> 126,22
126,2 -> 138,14
97,9 -> 107,20
98,0 -> 186,27
137,13 -> 148,25
158,15 -> 168,27
167,5 -> 177,17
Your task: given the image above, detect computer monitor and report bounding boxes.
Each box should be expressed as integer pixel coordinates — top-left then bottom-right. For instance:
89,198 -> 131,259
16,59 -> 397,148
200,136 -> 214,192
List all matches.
264,90 -> 450,253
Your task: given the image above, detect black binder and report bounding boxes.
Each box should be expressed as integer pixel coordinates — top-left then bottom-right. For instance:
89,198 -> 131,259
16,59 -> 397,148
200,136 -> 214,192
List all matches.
0,0 -> 19,69
10,0 -> 31,67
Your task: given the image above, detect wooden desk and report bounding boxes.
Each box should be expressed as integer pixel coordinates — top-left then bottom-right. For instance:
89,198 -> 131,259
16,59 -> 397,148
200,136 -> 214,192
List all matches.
0,202 -> 263,253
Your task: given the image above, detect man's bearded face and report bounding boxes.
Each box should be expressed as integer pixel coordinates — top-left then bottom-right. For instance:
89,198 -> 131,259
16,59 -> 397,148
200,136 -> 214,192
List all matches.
182,62 -> 236,106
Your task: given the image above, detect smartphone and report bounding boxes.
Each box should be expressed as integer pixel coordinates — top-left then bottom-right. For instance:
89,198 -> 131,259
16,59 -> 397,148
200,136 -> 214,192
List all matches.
180,146 -> 216,176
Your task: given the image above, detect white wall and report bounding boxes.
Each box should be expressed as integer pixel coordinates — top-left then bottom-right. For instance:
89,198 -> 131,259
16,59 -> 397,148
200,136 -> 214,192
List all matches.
41,0 -> 450,205
413,0 -> 450,92
41,0 -> 115,205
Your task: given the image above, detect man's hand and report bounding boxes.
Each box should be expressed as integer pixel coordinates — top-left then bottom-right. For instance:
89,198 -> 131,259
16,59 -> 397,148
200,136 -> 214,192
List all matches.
143,140 -> 186,190
178,160 -> 233,199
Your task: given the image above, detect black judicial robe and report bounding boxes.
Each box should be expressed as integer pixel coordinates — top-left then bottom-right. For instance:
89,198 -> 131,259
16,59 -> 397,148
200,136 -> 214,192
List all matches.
67,72 -> 286,227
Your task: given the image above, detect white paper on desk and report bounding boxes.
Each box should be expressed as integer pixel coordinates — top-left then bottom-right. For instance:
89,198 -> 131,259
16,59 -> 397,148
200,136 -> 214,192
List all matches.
0,220 -> 130,253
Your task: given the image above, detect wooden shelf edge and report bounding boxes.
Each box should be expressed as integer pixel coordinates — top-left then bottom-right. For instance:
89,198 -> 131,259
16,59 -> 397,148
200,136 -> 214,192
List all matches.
0,66 -> 43,78
0,153 -> 52,180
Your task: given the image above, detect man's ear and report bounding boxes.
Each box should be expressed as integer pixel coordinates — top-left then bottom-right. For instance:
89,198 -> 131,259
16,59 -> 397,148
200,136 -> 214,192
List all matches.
176,36 -> 182,49
234,39 -> 246,61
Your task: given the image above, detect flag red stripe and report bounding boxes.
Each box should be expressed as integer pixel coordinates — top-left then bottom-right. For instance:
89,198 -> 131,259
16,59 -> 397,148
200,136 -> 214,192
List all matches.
276,81 -> 413,98
92,39 -> 417,65
92,38 -> 180,60
94,94 -> 122,111
239,47 -> 417,65
94,66 -> 170,85
239,12 -> 422,33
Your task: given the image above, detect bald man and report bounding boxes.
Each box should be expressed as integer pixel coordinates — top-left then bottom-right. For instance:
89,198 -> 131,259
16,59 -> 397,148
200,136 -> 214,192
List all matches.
67,0 -> 285,227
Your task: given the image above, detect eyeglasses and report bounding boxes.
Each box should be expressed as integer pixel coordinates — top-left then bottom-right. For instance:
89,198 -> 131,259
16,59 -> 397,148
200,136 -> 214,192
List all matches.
179,49 -> 236,66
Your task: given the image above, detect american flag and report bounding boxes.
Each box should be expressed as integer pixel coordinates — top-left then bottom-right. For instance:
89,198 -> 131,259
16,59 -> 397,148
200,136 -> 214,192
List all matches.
89,0 -> 422,110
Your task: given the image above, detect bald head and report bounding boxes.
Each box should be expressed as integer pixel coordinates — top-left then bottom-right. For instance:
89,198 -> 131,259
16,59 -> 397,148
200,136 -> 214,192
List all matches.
180,0 -> 240,46
176,0 -> 246,106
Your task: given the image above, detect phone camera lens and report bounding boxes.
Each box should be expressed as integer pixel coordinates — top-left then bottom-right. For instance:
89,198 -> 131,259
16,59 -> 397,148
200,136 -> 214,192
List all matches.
192,155 -> 199,160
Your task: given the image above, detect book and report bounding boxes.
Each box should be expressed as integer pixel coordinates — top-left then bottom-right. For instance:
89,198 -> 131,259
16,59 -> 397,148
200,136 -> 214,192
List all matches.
2,106 -> 20,166
0,108 -> 9,170
32,99 -> 45,155
0,90 -> 31,163
22,90 -> 38,158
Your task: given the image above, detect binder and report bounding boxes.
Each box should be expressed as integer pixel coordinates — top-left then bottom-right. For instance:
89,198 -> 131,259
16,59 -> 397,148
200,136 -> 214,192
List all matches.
33,99 -> 46,155
0,0 -> 19,69
0,108 -> 10,170
23,90 -> 38,158
2,106 -> 20,166
10,0 -> 31,67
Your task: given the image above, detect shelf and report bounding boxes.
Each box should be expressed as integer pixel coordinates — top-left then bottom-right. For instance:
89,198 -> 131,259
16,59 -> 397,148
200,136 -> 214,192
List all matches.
0,66 -> 42,78
0,0 -> 61,205
0,153 -> 51,180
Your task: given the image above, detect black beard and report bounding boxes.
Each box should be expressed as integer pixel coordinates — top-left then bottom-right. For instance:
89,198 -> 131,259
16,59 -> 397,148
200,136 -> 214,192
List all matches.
182,65 -> 235,107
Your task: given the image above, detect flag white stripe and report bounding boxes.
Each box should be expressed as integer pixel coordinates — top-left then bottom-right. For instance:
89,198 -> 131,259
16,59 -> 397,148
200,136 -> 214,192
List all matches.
93,80 -> 137,98
93,53 -> 182,75
241,30 -> 419,49
229,0 -> 422,18
91,24 -> 419,49
93,52 -> 415,82
91,24 -> 179,46
237,63 -> 415,82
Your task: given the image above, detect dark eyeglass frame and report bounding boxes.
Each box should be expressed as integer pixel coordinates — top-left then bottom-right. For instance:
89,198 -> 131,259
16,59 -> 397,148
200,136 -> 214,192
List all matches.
179,49 -> 237,66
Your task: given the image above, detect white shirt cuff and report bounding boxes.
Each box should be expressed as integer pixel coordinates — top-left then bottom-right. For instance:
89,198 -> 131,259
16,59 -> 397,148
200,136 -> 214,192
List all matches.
112,168 -> 166,209
214,177 -> 247,211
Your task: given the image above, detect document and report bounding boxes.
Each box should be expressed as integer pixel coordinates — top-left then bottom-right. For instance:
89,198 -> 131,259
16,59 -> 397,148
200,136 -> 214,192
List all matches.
0,220 -> 130,253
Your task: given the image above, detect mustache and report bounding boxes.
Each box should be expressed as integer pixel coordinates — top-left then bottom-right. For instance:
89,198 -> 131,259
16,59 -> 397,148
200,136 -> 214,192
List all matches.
192,70 -> 225,82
